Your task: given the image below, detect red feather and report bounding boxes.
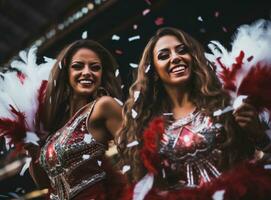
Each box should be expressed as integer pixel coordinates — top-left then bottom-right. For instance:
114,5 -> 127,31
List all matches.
35,80 -> 48,130
217,51 -> 245,92
140,117 -> 165,174
238,63 -> 271,112
124,162 -> 271,200
0,105 -> 27,151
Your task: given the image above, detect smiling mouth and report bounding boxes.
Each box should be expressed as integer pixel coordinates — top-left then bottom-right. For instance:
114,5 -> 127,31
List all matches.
78,79 -> 94,85
169,65 -> 187,74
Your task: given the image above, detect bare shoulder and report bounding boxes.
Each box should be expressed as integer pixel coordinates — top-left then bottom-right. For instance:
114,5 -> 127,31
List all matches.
94,96 -> 122,118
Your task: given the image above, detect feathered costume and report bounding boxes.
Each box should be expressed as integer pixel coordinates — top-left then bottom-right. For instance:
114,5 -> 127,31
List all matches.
125,19 -> 271,200
0,46 -> 55,152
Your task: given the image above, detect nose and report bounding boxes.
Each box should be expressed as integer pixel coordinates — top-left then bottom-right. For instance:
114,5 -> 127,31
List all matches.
82,64 -> 91,76
170,51 -> 181,64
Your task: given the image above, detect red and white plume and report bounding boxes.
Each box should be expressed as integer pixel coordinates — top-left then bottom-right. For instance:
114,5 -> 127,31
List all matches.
0,46 -> 55,151
205,19 -> 271,115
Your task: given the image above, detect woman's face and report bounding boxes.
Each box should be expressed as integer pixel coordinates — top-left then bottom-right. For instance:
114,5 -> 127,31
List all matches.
153,35 -> 192,87
68,48 -> 102,98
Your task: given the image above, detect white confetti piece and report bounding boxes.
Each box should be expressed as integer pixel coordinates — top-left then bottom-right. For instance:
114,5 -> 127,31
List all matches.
81,31 -> 88,39
133,24 -> 138,30
24,132 -> 39,145
20,157 -> 32,176
197,16 -> 203,22
163,112 -> 173,116
132,109 -> 138,119
128,35 -> 140,42
162,168 -> 166,178
121,84 -> 125,89
142,9 -> 150,16
112,34 -> 120,41
264,164 -> 271,169
134,91 -> 140,102
122,165 -> 131,174
58,62 -> 62,69
115,69 -> 119,77
97,160 -> 102,166
212,190 -> 225,200
127,140 -> 139,148
82,154 -> 90,160
145,64 -> 150,73
114,97 -> 123,106
84,134 -> 92,144
129,63 -> 138,68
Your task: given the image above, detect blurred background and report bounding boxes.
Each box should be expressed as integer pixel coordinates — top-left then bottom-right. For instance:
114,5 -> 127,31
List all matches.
0,0 -> 270,199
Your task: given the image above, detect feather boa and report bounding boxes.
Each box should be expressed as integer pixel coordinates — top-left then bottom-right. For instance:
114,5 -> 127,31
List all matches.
205,19 -> 271,113
0,46 -> 55,151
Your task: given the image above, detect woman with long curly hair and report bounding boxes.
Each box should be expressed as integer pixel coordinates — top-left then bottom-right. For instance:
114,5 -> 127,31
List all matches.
118,27 -> 271,199
27,39 -> 126,200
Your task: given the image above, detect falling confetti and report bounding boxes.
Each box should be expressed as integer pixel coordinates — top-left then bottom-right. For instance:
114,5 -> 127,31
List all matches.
129,63 -> 138,68
115,69 -> 119,77
155,17 -> 164,26
20,157 -> 32,176
214,11 -> 220,18
84,134 -> 92,144
82,154 -> 90,160
134,90 -> 140,102
133,24 -> 138,30
122,165 -> 131,174
81,31 -> 88,39
222,26 -> 228,32
58,62 -> 62,69
126,140 -> 139,148
142,9 -> 151,16
145,64 -> 151,73
197,16 -> 203,22
121,84 -> 125,89
112,34 -> 120,40
128,35 -> 140,42
115,49 -> 123,55
144,0 -> 151,5
114,97 -> 123,106
132,109 -> 138,118
163,112 -> 173,116
212,190 -> 225,200
97,160 -> 102,166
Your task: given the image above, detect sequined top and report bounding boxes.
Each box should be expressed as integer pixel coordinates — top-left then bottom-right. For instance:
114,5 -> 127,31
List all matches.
159,110 -> 225,189
39,101 -> 106,200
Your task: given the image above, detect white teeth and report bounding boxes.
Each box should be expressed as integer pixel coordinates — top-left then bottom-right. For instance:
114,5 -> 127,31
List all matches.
79,80 -> 93,84
171,66 -> 185,73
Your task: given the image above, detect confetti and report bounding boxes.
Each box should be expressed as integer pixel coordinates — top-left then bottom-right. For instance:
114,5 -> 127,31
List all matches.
162,168 -> 166,178
121,84 -> 125,89
132,109 -> 138,118
134,91 -> 140,102
20,157 -> 32,176
129,63 -> 138,68
58,62 -> 62,69
212,190 -> 225,200
163,112 -> 173,116
94,0 -> 101,4
114,97 -> 123,106
155,17 -> 164,26
127,140 -> 139,148
97,160 -> 102,166
81,31 -> 88,39
133,24 -> 138,30
142,9 -> 151,16
82,154 -> 90,160
112,34 -> 120,41
128,35 -> 140,42
197,16 -> 203,22
144,0 -> 151,5
122,165 -> 131,174
84,134 -> 92,144
115,69 -> 119,77
115,49 -> 123,55
145,64 -> 151,73
222,26 -> 228,32
87,3 -> 94,10
264,164 -> 271,169
214,11 -> 220,18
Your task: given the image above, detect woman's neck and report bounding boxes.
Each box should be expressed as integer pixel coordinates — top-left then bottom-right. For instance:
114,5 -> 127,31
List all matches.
69,95 -> 91,117
165,85 -> 196,119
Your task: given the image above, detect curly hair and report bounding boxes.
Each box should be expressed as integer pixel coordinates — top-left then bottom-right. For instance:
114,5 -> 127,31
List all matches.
118,27 -> 254,182
42,39 -> 122,133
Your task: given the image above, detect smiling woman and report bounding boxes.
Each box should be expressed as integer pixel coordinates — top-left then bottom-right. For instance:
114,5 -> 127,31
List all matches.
26,40 -> 126,200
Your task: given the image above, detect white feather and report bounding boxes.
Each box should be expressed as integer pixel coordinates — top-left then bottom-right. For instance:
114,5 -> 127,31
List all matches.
133,173 -> 154,200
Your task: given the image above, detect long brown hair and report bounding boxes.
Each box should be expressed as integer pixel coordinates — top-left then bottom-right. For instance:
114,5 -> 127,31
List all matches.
118,27 -> 254,182
42,39 -> 122,133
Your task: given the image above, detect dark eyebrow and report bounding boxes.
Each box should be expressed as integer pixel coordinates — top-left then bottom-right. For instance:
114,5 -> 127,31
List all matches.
157,43 -> 185,53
